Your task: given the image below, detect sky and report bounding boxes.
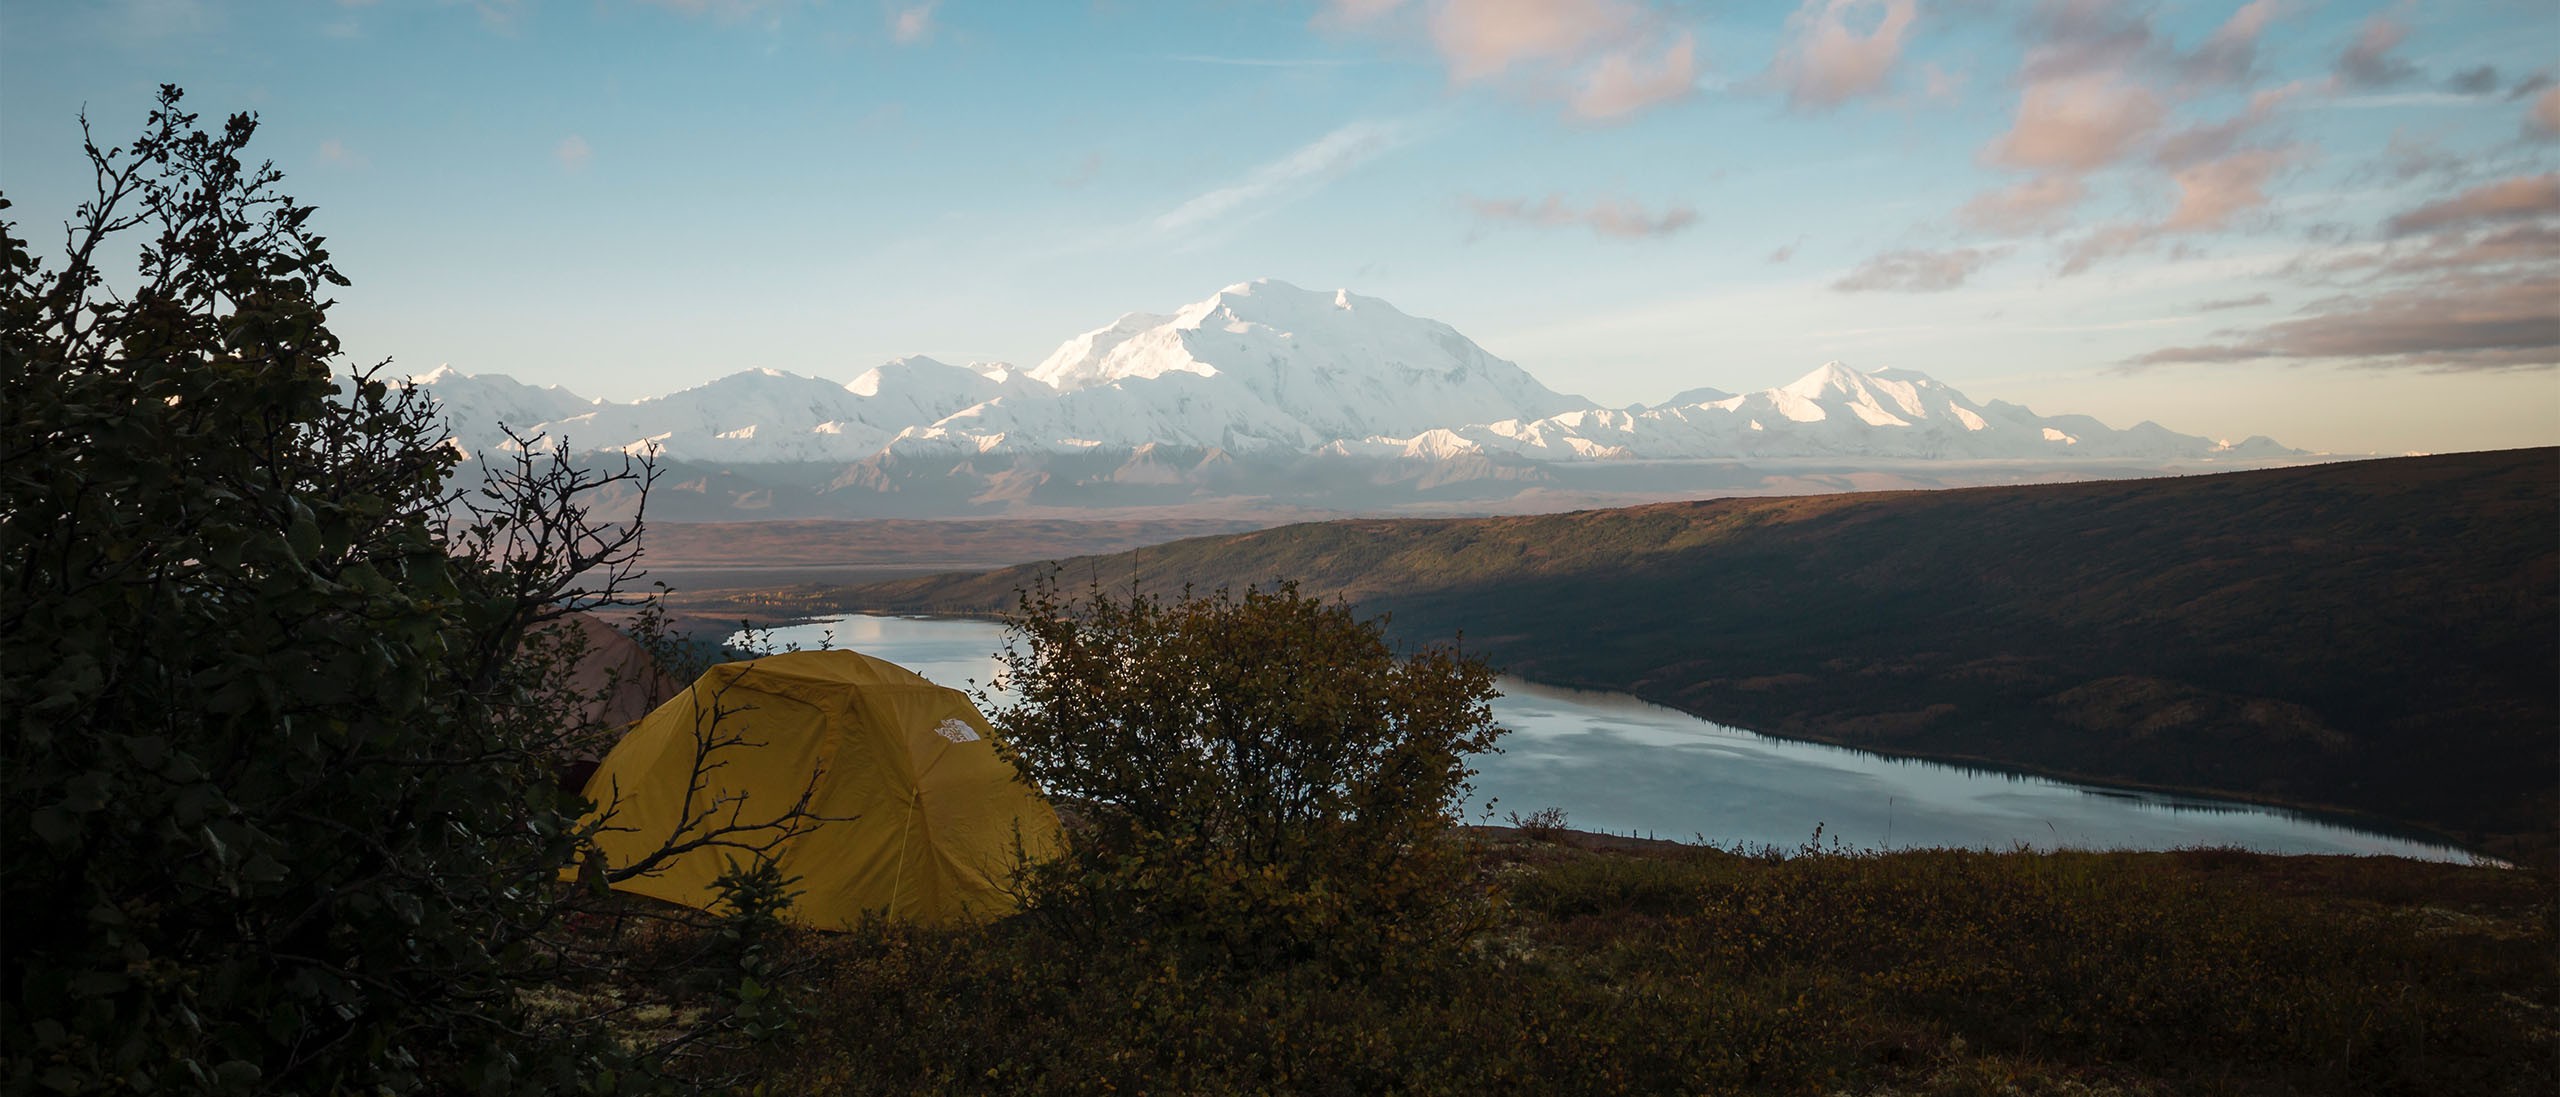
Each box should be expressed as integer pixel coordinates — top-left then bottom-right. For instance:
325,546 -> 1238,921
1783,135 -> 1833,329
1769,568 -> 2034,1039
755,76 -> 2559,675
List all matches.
4,0 -> 2556,455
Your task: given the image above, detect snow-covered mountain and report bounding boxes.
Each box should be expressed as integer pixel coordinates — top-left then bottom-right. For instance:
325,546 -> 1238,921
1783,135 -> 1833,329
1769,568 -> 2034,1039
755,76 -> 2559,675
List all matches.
407,279 -> 2295,471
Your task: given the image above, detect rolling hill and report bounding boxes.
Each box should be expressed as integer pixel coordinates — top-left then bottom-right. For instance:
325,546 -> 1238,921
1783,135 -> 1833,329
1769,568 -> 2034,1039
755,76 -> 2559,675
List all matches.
835,448 -> 2559,859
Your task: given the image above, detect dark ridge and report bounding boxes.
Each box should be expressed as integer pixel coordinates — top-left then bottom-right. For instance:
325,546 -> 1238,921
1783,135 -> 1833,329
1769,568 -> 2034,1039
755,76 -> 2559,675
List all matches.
821,448 -> 2560,861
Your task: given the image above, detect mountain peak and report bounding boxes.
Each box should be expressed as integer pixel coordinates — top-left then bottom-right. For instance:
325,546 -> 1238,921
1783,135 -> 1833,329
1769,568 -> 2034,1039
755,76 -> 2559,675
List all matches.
1781,361 -> 1874,397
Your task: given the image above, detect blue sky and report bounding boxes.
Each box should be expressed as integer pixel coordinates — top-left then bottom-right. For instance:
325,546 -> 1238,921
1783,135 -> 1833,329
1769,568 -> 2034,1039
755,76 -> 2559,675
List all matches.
5,0 -> 2555,454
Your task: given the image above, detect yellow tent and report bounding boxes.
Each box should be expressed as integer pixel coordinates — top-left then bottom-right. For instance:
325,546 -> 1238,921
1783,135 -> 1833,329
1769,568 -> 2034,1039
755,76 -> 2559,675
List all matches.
580,649 -> 1060,928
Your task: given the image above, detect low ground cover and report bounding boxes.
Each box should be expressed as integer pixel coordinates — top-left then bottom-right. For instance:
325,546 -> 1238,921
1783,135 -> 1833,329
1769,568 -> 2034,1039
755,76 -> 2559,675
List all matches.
708,834 -> 2553,1096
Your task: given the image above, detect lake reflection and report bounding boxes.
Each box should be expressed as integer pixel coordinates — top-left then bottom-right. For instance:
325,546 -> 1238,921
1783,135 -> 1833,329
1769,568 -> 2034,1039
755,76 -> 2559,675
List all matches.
749,615 -> 2477,862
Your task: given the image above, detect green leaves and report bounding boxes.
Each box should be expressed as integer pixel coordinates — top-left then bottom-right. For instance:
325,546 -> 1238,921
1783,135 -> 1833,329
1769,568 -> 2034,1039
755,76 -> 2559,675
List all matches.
3,86 -> 648,1094
990,578 -> 1504,970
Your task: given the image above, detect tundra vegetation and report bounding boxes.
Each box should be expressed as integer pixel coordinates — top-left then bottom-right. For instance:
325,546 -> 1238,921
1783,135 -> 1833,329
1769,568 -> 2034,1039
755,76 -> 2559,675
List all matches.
3,90 -> 2549,1096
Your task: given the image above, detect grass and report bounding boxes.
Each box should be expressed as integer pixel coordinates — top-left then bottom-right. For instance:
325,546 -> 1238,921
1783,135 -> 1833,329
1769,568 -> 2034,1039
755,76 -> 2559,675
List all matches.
709,835 -> 2553,1096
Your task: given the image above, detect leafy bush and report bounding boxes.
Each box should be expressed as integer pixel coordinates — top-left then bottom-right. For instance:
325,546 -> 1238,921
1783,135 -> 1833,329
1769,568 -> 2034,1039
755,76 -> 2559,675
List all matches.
986,578 -> 1504,968
0,86 -> 807,1094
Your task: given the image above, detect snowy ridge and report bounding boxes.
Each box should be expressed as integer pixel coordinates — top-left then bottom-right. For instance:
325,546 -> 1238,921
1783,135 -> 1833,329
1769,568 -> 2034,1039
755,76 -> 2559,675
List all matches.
405,280 -> 2295,467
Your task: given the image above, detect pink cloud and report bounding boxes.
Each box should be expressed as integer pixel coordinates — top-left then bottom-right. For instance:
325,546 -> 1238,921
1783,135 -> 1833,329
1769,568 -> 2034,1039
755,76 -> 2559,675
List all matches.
1957,174 -> 2087,234
2058,222 -> 2153,275
2531,85 -> 2560,139
2387,173 -> 2560,236
1326,0 -> 1696,121
2163,147 -> 2292,231
1770,0 -> 1917,110
1429,0 -> 1635,82
2180,0 -> 2280,86
1570,32 -> 1695,120
1986,74 -> 2166,173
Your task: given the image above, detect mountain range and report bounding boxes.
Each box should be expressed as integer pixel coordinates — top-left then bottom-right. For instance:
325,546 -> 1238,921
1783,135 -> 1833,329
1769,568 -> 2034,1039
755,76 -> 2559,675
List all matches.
410,279 -> 2300,519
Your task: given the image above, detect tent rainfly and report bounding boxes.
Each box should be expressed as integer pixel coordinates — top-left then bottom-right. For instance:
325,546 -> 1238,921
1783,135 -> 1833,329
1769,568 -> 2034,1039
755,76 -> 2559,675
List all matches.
580,649 -> 1060,928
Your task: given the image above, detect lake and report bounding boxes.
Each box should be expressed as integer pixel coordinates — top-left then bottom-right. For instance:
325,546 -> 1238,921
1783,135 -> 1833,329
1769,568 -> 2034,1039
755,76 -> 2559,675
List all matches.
749,614 -> 2479,862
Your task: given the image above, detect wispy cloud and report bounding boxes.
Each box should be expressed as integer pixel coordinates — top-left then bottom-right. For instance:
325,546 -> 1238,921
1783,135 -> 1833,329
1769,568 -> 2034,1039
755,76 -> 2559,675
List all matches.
2387,173 -> 2560,236
2332,15 -> 2417,90
1321,0 -> 1698,122
890,1 -> 938,46
1154,119 -> 1411,234
1958,174 -> 2085,234
2162,147 -> 2294,232
1985,74 -> 2164,173
1769,0 -> 1917,110
2196,292 -> 2271,311
2131,276 -> 2559,371
317,139 -> 368,169
1467,193 -> 1697,239
1832,247 -> 2002,293
554,135 -> 592,171
2530,86 -> 2560,140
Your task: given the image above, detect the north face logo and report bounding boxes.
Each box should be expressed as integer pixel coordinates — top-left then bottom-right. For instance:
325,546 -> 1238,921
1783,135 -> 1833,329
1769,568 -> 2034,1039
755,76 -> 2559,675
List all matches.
933,718 -> 981,743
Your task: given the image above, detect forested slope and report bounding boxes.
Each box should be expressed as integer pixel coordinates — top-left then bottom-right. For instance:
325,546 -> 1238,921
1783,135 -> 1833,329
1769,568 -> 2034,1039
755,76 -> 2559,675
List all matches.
842,449 -> 2558,858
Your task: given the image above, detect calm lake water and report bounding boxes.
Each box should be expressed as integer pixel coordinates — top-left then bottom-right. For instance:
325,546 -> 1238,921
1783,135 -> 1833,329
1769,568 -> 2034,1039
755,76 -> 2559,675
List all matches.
749,614 -> 2478,862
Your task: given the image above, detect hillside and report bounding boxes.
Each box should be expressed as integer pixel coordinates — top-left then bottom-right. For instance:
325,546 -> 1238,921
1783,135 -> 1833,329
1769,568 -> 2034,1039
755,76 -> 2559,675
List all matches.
838,448 -> 2560,859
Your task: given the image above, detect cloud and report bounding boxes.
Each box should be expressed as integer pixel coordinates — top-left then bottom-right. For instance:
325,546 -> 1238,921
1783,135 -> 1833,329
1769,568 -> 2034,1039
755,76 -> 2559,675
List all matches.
2512,70 -> 2555,101
2130,276 -> 2560,371
1770,0 -> 1917,110
2386,173 -> 2560,236
2016,0 -> 2153,83
1831,247 -> 2000,292
1327,0 -> 1696,121
316,138 -> 367,169
1569,32 -> 1695,120
1155,120 -> 1408,233
2048,145 -> 2290,275
890,1 -> 937,45
2196,292 -> 2271,311
1467,193 -> 1697,239
1429,0 -> 1633,80
2162,147 -> 2291,231
2365,222 -> 2560,278
2532,86 -> 2560,140
1985,74 -> 2165,172
1767,240 -> 1799,263
2447,65 -> 2501,96
2152,81 -> 2300,168
2332,15 -> 2416,90
554,135 -> 592,171
2058,222 -> 2154,275
1319,0 -> 1408,26
2179,0 -> 2280,86
1957,174 -> 2086,233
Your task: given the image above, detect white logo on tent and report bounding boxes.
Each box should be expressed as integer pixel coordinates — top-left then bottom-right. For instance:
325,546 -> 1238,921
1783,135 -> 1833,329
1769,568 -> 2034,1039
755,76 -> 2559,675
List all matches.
933,718 -> 981,743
